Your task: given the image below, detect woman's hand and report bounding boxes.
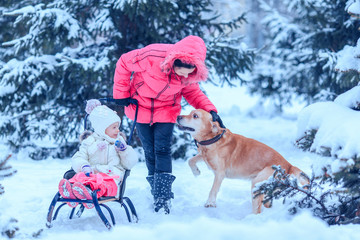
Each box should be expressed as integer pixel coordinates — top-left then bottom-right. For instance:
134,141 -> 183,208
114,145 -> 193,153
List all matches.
210,111 -> 226,128
114,98 -> 138,107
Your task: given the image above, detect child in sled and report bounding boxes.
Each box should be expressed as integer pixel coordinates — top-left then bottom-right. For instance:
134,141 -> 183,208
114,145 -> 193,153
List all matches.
58,99 -> 138,209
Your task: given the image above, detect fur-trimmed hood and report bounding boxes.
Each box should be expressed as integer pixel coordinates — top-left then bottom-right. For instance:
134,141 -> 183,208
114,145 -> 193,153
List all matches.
79,130 -> 93,143
160,35 -> 208,83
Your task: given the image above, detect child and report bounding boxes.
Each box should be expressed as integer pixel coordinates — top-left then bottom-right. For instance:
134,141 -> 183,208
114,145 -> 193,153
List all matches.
58,99 -> 138,209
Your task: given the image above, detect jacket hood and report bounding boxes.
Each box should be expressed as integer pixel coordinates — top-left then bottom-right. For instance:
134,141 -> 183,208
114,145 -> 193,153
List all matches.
160,35 -> 208,83
79,130 -> 126,144
79,130 -> 93,143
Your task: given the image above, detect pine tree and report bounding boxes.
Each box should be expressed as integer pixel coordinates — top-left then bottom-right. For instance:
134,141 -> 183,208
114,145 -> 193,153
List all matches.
0,0 -> 254,159
335,0 -> 360,77
1,0 -> 113,159
249,0 -> 360,107
328,0 -> 360,225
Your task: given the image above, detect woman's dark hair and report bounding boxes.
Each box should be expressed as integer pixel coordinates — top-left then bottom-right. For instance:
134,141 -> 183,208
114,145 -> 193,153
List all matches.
173,59 -> 195,69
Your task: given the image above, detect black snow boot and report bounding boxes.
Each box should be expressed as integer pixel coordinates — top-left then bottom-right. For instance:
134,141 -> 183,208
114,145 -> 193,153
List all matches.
153,172 -> 176,214
63,169 -> 76,180
146,175 -> 155,196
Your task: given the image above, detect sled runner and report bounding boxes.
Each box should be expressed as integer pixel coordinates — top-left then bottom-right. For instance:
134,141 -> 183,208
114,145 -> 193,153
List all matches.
46,98 -> 139,230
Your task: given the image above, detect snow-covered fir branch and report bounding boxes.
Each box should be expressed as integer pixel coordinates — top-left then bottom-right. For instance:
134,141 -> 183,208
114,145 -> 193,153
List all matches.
0,154 -> 16,180
252,164 -> 360,225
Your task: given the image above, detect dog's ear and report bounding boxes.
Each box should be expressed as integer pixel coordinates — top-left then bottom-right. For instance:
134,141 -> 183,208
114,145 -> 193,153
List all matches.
212,122 -> 219,133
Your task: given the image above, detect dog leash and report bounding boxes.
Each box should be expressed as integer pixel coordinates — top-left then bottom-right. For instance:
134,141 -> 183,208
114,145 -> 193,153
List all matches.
194,130 -> 226,148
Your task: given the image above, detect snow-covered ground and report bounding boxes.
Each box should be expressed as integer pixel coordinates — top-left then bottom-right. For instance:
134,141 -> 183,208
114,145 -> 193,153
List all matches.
1,84 -> 360,239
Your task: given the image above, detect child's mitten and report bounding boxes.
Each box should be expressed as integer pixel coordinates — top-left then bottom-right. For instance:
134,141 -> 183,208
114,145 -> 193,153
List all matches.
81,165 -> 93,177
115,136 -> 127,152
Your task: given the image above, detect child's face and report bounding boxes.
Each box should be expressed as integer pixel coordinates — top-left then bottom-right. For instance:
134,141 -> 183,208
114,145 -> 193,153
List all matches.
105,122 -> 120,139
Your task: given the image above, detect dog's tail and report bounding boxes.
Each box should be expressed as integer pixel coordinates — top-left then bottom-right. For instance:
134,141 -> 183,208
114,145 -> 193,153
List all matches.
289,165 -> 310,186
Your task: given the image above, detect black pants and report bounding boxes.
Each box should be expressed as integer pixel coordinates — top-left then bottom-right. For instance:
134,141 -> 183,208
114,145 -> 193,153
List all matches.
136,123 -> 175,175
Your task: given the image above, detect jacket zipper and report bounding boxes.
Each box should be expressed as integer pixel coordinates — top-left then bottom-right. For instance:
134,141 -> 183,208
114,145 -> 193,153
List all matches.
150,98 -> 154,125
131,81 -> 144,98
173,93 -> 178,106
170,72 -> 179,106
155,84 -> 169,99
105,143 -> 109,164
150,75 -> 172,125
151,86 -> 167,126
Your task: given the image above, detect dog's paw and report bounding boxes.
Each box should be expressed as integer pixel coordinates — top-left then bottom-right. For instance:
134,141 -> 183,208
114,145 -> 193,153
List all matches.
191,167 -> 201,176
204,202 -> 216,208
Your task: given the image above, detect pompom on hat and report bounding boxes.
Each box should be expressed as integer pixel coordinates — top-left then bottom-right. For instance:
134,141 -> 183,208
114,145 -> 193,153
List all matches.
85,99 -> 120,136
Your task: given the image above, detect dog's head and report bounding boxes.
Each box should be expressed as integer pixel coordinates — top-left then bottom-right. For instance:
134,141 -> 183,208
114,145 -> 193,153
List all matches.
176,109 -> 221,139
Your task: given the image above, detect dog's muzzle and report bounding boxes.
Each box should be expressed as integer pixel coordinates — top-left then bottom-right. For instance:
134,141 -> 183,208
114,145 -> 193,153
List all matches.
176,116 -> 195,132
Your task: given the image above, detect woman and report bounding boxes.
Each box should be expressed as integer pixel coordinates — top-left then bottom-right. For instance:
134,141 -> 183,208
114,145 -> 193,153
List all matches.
113,35 -> 224,214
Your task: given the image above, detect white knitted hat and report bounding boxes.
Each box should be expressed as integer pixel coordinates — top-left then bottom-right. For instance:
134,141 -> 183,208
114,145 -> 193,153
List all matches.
86,100 -> 120,136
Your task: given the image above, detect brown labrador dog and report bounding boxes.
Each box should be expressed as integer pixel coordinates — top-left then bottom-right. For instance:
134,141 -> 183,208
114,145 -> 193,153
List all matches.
177,109 -> 309,214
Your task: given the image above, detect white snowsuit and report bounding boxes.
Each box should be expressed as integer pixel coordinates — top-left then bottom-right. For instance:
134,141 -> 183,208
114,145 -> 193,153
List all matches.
71,131 -> 138,182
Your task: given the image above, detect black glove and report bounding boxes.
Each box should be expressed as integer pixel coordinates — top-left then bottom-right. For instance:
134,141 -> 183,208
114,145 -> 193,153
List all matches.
114,98 -> 138,107
210,111 -> 226,128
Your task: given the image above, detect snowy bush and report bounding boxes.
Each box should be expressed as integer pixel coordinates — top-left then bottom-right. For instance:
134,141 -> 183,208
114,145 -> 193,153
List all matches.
0,154 -> 17,190
0,154 -> 19,238
287,0 -> 360,222
0,218 -> 18,239
254,165 -> 360,225
254,164 -> 360,225
295,86 -> 360,164
280,86 -> 360,225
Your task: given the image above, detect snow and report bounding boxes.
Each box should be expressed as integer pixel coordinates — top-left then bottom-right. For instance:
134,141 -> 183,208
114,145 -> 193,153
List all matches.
49,8 -> 81,40
334,85 -> 360,109
296,84 -> 360,163
1,83 -> 360,239
297,101 -> 360,159
89,9 -> 115,32
0,56 -> 57,91
335,39 -> 360,72
0,82 -> 15,97
2,5 -> 37,17
347,0 -> 360,15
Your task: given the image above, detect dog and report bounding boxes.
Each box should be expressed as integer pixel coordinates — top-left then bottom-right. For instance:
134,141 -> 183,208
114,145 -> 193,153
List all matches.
177,109 -> 309,214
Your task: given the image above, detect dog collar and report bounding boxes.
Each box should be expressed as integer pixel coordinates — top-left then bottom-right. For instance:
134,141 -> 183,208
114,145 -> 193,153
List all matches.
195,130 -> 226,147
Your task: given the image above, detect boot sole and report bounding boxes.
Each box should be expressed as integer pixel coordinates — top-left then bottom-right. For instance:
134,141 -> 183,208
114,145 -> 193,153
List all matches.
58,179 -> 79,208
72,182 -> 94,209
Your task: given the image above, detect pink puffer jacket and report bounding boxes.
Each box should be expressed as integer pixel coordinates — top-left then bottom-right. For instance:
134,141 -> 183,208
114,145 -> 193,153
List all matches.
113,35 -> 217,124
69,172 -> 118,198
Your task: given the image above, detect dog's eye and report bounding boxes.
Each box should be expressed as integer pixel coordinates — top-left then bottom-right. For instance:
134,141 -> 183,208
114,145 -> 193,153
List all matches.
193,114 -> 198,119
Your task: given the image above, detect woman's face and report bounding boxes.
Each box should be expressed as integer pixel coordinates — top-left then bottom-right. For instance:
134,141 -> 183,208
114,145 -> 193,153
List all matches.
105,122 -> 120,139
174,66 -> 196,78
